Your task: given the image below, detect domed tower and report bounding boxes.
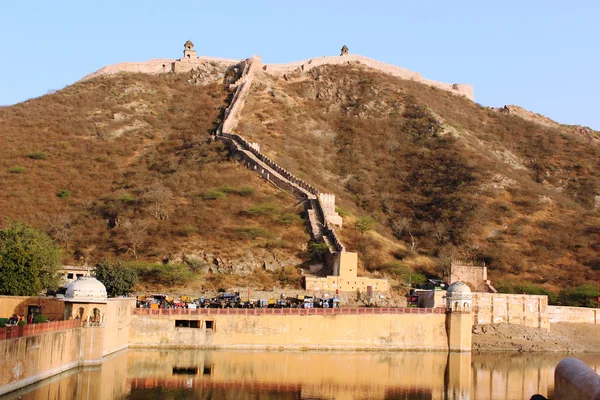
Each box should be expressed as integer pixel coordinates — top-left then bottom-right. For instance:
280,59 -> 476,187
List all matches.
183,40 -> 197,60
63,275 -> 108,323
446,281 -> 472,313
445,281 -> 473,352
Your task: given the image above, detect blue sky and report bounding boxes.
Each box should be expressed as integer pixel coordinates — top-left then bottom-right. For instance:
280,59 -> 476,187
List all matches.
1,0 -> 599,129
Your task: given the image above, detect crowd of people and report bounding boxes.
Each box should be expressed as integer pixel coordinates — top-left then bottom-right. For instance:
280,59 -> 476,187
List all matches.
136,293 -> 341,310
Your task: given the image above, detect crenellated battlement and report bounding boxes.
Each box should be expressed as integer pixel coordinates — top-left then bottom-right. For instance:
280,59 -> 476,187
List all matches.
77,43 -> 474,101
262,53 -> 474,100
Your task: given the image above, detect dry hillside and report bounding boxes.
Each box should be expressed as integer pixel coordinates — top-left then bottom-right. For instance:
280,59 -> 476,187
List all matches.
1,61 -> 599,298
0,70 -> 308,291
237,63 -> 600,296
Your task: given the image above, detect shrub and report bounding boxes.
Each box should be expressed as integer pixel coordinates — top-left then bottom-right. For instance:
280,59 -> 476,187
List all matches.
57,189 -> 71,198
32,314 -> 49,324
276,213 -> 301,225
335,206 -> 349,217
243,203 -> 279,216
200,189 -> 226,200
355,216 -> 375,234
308,242 -> 330,258
265,238 -> 287,249
17,320 -> 26,326
220,185 -> 255,196
0,318 -> 7,328
236,226 -> 273,239
28,151 -> 47,160
8,166 -> 25,174
274,266 -> 302,287
118,193 -> 136,203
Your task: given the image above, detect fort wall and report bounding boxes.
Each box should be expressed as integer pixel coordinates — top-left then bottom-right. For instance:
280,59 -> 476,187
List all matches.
80,56 -> 239,81
262,54 -> 474,100
450,261 -> 496,293
471,293 -> 549,330
129,308 -> 448,351
548,305 -> 600,324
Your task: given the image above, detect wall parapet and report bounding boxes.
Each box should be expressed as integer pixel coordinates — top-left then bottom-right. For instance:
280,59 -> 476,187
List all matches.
548,305 -> 600,324
133,307 -> 445,316
0,319 -> 81,341
263,54 -> 474,101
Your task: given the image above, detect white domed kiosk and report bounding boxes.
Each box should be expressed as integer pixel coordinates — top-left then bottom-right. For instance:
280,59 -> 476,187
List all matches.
446,281 -> 472,312
65,275 -> 108,302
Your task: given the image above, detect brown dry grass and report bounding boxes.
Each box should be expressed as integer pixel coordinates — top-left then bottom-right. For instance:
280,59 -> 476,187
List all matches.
0,72 -> 306,274
238,64 -> 600,291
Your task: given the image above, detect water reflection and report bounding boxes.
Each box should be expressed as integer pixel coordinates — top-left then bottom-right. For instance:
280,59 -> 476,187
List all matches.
3,349 -> 600,400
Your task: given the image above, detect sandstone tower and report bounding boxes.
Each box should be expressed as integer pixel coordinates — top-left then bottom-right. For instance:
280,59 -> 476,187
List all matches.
183,40 -> 197,60
445,281 -> 473,352
340,45 -> 349,56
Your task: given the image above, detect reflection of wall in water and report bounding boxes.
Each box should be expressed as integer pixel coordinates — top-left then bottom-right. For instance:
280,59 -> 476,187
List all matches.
468,353 -> 600,399
1,350 -> 129,400
125,349 -> 455,400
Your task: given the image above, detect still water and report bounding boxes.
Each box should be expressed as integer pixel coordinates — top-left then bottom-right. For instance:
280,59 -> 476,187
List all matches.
3,349 -> 600,400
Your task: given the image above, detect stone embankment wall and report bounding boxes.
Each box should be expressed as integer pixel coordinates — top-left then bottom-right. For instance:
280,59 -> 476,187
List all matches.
0,322 -> 82,396
130,307 -> 448,350
548,306 -> 600,324
471,293 -> 549,330
262,54 -> 474,101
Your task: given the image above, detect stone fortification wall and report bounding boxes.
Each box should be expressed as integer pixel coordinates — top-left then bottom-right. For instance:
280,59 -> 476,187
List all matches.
548,306 -> 600,324
217,56 -> 346,254
0,323 -> 83,396
263,54 -> 474,101
80,56 -> 239,81
450,261 -> 496,293
130,308 -> 448,350
80,58 -> 176,81
472,293 -> 549,330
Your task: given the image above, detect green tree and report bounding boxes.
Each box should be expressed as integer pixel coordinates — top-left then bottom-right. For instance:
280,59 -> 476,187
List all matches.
355,216 -> 375,234
94,259 -> 139,297
0,221 -> 62,295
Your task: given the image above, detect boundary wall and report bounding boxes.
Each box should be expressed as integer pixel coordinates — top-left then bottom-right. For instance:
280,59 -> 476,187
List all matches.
548,306 -> 600,324
0,324 -> 83,396
471,293 -> 549,330
262,54 -> 474,100
130,308 -> 448,351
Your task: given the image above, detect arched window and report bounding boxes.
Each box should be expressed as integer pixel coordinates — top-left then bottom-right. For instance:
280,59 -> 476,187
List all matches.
77,307 -> 84,320
454,302 -> 459,311
92,308 -> 101,323
463,302 -> 470,312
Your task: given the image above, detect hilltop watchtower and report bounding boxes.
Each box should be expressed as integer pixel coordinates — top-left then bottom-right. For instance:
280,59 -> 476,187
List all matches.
340,45 -> 349,56
183,40 -> 197,60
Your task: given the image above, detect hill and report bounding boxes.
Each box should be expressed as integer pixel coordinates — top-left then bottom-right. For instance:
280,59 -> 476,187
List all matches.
237,63 -> 600,294
0,70 -> 307,291
1,58 -> 599,298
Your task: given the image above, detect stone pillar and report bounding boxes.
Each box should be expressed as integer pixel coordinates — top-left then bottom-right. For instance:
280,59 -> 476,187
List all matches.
446,311 -> 473,352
